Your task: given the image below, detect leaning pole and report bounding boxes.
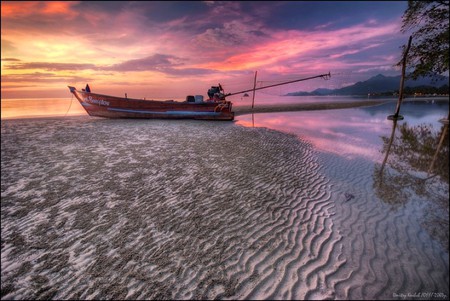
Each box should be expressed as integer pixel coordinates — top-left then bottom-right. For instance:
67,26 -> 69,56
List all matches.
388,36 -> 412,120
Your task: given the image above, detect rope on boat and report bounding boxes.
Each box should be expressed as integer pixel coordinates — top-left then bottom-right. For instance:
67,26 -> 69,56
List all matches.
64,94 -> 74,117
214,102 -> 228,112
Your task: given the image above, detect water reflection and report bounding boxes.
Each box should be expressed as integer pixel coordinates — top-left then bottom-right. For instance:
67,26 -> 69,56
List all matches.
374,119 -> 449,202
1,98 -> 86,119
236,100 -> 449,161
237,101 -> 449,263
237,106 -> 401,160
374,118 -> 449,249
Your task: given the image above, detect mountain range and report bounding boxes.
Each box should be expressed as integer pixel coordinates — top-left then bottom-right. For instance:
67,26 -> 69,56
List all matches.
286,74 -> 449,96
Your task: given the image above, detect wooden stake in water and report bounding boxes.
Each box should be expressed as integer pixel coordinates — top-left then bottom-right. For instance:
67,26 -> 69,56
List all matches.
428,111 -> 450,175
252,71 -> 257,109
379,118 -> 399,183
389,36 -> 412,120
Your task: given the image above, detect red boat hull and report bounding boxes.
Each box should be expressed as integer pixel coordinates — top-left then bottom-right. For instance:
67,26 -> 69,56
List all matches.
68,86 -> 234,121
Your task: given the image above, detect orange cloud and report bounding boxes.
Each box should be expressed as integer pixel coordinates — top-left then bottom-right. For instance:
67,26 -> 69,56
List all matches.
1,1 -> 79,18
42,1 -> 77,15
1,1 -> 39,17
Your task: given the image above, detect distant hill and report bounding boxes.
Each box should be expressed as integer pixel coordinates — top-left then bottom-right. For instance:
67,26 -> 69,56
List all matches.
286,74 -> 449,96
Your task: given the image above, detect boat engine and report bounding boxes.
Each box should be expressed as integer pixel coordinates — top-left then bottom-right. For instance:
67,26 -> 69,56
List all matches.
207,85 -> 225,101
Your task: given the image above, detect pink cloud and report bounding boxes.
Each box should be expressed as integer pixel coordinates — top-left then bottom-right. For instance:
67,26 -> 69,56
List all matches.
1,2 -> 407,99
195,21 -> 401,74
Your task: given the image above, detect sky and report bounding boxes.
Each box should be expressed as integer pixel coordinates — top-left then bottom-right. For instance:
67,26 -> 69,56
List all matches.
1,1 -> 410,100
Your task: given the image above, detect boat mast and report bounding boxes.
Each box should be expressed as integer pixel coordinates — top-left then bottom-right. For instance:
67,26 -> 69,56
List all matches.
225,72 -> 331,97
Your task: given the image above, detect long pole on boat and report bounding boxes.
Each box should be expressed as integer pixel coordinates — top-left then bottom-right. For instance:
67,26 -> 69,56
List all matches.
225,72 -> 331,97
252,71 -> 257,109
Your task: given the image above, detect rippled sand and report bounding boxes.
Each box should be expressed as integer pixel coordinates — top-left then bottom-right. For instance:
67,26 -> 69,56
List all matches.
1,116 -> 448,300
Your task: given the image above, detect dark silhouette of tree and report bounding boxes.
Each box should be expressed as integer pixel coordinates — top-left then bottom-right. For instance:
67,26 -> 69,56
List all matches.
400,1 -> 449,80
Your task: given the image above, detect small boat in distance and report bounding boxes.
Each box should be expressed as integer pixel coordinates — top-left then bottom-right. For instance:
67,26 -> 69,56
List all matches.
68,72 -> 330,121
67,84 -> 234,121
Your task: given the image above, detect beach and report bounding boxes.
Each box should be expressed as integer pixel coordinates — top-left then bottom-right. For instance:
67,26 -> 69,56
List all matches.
3,0 -> 449,298
1,108 -> 449,299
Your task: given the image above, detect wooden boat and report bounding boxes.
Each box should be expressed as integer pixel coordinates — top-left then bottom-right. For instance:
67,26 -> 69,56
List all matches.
67,85 -> 234,121
67,72 -> 330,121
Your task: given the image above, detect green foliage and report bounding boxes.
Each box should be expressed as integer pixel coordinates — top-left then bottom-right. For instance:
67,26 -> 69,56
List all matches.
402,84 -> 449,95
401,1 -> 449,80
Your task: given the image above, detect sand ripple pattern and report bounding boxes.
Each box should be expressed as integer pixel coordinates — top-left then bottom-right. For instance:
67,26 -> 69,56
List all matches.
316,153 -> 449,300
2,117 -> 341,300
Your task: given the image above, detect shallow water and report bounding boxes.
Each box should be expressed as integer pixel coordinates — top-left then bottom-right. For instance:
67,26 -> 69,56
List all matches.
236,99 -> 449,159
1,99 -> 448,300
0,95 -> 420,119
237,99 -> 449,299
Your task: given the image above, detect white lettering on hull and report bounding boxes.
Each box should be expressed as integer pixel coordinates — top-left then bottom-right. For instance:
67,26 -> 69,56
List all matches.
83,95 -> 110,106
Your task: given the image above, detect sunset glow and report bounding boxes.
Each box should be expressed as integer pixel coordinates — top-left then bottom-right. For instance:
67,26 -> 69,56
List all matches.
1,1 -> 408,99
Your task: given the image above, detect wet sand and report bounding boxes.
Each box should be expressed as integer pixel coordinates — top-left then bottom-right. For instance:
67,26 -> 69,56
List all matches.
1,117 -> 339,299
1,113 -> 448,300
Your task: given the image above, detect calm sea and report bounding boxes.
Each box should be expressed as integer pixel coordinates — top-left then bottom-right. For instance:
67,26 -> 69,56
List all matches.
236,98 -> 449,160
0,94 -> 436,119
1,98 -> 85,119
